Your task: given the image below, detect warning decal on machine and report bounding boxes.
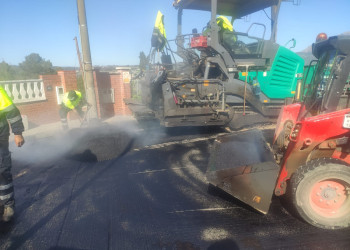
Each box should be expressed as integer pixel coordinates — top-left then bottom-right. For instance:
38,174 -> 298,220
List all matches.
343,114 -> 350,128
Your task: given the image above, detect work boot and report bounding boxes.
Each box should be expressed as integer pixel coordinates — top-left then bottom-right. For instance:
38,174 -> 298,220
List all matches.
61,118 -> 69,131
2,205 -> 14,222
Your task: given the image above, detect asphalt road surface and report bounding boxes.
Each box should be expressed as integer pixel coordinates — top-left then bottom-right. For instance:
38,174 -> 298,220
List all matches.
0,123 -> 349,250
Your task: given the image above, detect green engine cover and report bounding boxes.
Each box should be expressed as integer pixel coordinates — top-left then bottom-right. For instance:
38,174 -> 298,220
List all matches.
239,46 -> 304,100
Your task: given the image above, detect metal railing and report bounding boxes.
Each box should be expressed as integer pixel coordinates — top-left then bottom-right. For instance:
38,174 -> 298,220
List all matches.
0,79 -> 47,104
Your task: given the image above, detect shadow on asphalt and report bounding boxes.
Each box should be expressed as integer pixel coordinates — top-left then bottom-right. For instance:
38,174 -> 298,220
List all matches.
0,220 -> 15,234
67,137 -> 136,162
66,124 -> 137,162
207,239 -> 240,250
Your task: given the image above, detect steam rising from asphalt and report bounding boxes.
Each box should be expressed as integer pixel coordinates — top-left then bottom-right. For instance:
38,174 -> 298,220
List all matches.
10,116 -> 142,164
9,115 -> 222,165
11,134 -> 73,164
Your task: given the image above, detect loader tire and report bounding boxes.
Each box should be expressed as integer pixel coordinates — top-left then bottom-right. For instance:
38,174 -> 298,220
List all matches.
290,158 -> 350,229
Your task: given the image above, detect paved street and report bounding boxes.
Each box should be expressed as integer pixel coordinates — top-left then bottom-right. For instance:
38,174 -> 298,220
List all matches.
0,118 -> 349,249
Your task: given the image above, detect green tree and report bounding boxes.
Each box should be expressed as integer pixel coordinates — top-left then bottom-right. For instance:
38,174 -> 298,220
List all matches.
139,51 -> 149,71
0,61 -> 15,81
19,53 -> 56,79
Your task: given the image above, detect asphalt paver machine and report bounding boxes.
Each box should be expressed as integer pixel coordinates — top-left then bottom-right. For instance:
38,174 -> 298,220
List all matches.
207,35 -> 350,229
134,0 -> 305,129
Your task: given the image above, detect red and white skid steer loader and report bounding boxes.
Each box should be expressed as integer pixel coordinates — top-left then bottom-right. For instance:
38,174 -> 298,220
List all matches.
207,34 -> 350,229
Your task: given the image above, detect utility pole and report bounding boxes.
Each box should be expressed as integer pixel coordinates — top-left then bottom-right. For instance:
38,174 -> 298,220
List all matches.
77,0 -> 98,120
74,36 -> 84,82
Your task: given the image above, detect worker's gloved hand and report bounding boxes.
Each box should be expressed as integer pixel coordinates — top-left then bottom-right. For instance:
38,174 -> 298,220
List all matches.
14,135 -> 25,147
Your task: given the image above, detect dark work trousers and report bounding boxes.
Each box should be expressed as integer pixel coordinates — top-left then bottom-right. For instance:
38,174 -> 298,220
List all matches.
0,138 -> 14,208
59,104 -> 71,130
59,104 -> 84,130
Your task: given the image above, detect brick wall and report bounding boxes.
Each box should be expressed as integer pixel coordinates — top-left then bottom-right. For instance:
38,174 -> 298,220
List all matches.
110,73 -> 132,115
93,71 -> 112,119
58,71 -> 78,92
15,69 -> 131,128
95,70 -> 131,118
16,74 -> 64,127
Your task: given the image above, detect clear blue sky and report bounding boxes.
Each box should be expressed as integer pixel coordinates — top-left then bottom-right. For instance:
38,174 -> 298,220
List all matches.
0,0 -> 349,67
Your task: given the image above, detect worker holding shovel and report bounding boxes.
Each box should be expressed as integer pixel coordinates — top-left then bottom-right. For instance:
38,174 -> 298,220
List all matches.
59,90 -> 89,130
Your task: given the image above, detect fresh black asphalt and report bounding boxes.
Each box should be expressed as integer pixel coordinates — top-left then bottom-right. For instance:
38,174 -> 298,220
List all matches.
0,125 -> 349,249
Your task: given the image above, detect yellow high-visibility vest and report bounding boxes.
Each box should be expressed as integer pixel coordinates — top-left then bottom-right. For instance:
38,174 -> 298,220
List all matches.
217,16 -> 233,32
152,11 -> 167,51
63,91 -> 82,110
155,11 -> 166,39
0,86 -> 13,111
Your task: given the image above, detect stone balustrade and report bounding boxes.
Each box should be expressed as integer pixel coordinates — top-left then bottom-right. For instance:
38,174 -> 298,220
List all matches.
0,79 -> 46,104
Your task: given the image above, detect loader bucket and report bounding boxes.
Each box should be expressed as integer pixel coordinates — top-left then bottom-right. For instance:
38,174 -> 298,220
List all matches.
206,129 -> 280,214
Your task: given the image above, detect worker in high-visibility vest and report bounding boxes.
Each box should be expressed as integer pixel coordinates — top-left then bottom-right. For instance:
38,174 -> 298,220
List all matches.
204,16 -> 237,49
151,11 -> 167,51
0,86 -> 25,222
59,90 -> 87,130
